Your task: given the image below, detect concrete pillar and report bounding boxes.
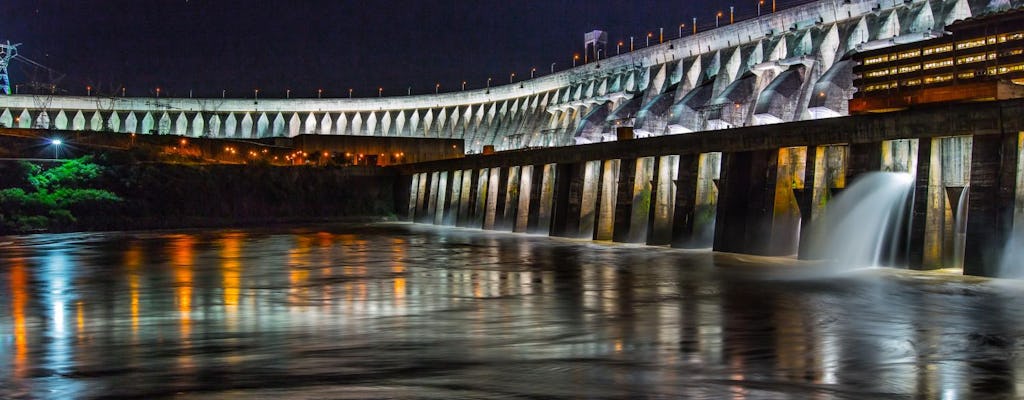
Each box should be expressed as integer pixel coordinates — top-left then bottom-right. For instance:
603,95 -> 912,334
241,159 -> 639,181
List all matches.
796,145 -> 847,259
612,158 -> 638,243
459,169 -> 479,228
484,167 -> 507,230
446,170 -> 463,226
595,159 -> 621,241
714,150 -> 779,255
649,155 -> 679,245
908,139 -> 935,269
514,165 -> 533,233
579,160 -> 602,238
769,147 -> 806,256
910,136 -> 973,269
964,132 -> 1020,276
433,171 -> 449,225
671,153 -> 700,247
416,172 -> 432,223
426,171 -> 440,224
550,162 -> 584,238
473,168 -> 490,228
501,166 -> 521,231
407,173 -> 420,221
528,163 -> 556,235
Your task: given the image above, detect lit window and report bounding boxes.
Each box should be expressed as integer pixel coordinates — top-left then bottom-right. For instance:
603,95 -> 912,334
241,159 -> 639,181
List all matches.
956,39 -> 986,50
996,63 -> 1024,74
865,69 -> 890,78
903,79 -> 922,86
957,71 -> 976,79
864,55 -> 890,65
897,49 -> 921,60
923,74 -> 953,85
956,53 -> 988,65
923,44 -> 953,55
923,59 -> 954,70
897,64 -> 921,73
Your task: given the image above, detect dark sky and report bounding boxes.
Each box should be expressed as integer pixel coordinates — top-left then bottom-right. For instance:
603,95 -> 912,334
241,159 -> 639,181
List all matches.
3,0 -> 789,98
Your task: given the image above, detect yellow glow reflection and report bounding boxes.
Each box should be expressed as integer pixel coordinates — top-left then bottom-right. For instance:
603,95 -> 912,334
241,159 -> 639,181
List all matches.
171,235 -> 195,337
220,233 -> 243,312
124,242 -> 143,333
76,301 -> 85,342
10,257 -> 28,377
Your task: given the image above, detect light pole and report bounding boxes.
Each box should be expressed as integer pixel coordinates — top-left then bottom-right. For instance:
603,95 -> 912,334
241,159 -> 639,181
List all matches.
646,32 -> 652,47
407,86 -> 411,95
617,41 -> 623,54
510,72 -> 515,83
286,89 -> 291,99
679,23 -> 685,38
50,139 -> 61,160
730,6 -> 734,24
716,12 -> 722,27
773,0 -> 776,13
435,83 -> 440,94
86,85 -> 91,96
630,36 -> 634,51
693,17 -> 697,34
122,87 -> 126,97
254,88 -> 259,99
462,81 -> 467,90
573,54 -> 579,67
530,67 -> 536,79
349,88 -> 353,98
318,88 -> 322,98
155,87 -> 161,98
758,0 -> 764,16
659,27 -> 663,43
378,87 -> 383,97
487,77 -> 492,88
222,89 -> 226,98
550,62 -> 556,73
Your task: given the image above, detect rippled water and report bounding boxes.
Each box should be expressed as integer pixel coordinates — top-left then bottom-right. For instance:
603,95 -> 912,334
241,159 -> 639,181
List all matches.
1,223 -> 1023,399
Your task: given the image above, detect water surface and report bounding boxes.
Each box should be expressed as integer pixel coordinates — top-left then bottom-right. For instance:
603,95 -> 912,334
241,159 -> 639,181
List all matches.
1,223 -> 1023,399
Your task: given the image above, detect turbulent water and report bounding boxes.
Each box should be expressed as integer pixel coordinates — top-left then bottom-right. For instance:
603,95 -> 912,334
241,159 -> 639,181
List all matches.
1,223 -> 1023,399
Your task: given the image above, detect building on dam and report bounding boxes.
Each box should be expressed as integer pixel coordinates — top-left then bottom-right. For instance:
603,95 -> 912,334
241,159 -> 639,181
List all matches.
1,0 -> 1022,154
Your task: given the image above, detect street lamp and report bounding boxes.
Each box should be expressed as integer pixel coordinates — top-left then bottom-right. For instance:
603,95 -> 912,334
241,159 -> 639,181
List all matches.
659,27 -> 663,43
487,77 -> 492,88
122,87 -> 126,97
758,0 -> 764,16
462,81 -> 467,91
222,89 -> 226,98
286,89 -> 291,99
679,23 -> 685,38
255,88 -> 259,99
86,85 -> 91,96
617,41 -> 623,54
630,36 -> 634,51
318,88 -> 323,98
573,54 -> 579,67
435,83 -> 440,94
646,32 -> 652,47
530,67 -> 536,79
730,6 -> 734,24
510,72 -> 515,83
349,88 -> 353,98
155,87 -> 161,98
50,139 -> 61,160
550,62 -> 556,73
716,12 -> 722,27
378,87 -> 383,97
693,17 -> 697,34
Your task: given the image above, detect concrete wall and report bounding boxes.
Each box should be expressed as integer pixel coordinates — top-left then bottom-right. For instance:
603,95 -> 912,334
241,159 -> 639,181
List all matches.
1,0 -> 1013,154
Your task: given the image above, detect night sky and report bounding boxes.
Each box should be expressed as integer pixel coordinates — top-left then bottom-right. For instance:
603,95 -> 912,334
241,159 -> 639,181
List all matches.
3,0 -> 802,99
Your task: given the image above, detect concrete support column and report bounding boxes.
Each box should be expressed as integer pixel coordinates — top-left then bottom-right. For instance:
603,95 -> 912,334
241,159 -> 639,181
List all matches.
578,160 -> 602,238
473,168 -> 490,228
649,155 -> 679,245
426,171 -> 440,224
459,169 -> 479,228
908,139 -> 934,269
671,153 -> 700,247
484,167 -> 508,230
550,162 -> 584,238
514,165 -> 534,233
964,132 -> 1019,276
612,158 -> 638,243
432,171 -> 450,225
501,166 -> 522,231
714,149 -> 780,255
416,172 -> 432,223
769,147 -> 806,256
446,170 -> 463,226
407,173 -> 420,221
528,164 -> 556,235
595,159 -> 621,241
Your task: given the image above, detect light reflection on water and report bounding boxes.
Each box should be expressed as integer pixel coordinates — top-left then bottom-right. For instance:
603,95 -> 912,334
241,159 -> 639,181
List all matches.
0,223 -> 1023,399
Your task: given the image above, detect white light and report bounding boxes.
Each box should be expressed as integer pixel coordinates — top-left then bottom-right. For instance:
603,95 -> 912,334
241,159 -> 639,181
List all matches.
51,139 -> 62,146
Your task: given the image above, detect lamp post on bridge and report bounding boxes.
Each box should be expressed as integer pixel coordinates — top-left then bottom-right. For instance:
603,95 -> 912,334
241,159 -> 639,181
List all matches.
510,72 -> 515,83
730,6 -> 734,24
716,12 -> 722,27
254,88 -> 259,99
617,41 -> 622,55
286,89 -> 291,99
758,0 -> 764,16
155,87 -> 161,98
646,32 -> 652,47
550,62 -> 556,73
349,88 -> 353,98
679,23 -> 685,38
318,88 -> 322,98
487,77 -> 492,89
378,87 -> 383,97
222,89 -> 226,98
86,85 -> 91,96
435,83 -> 440,94
630,36 -> 634,51
573,54 -> 579,67
530,67 -> 536,79
693,17 -> 697,34
462,81 -> 467,91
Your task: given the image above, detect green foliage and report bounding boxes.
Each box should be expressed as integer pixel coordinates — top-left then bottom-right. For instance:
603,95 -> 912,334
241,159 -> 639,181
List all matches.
0,157 -> 122,233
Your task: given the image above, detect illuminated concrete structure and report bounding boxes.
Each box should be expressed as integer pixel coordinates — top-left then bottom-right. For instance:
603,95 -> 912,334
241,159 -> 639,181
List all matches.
0,0 -> 1020,153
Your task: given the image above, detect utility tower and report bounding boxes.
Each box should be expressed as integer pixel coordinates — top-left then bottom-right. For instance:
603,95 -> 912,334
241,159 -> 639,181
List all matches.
0,41 -> 20,95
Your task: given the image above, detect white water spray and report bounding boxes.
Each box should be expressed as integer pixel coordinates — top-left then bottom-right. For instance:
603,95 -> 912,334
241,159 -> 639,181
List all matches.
804,172 -> 914,270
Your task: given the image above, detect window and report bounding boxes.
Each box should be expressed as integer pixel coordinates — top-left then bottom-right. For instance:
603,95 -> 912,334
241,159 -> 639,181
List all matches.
956,39 -> 986,50
923,74 -> 953,85
903,78 -> 922,86
865,68 -> 890,78
864,55 -> 889,65
923,59 -> 954,70
897,49 -> 921,60
957,71 -> 976,79
897,64 -> 921,73
956,53 -> 988,65
923,44 -> 953,55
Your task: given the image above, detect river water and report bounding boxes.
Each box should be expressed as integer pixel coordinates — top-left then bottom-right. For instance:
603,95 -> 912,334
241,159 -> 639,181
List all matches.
1,223 -> 1023,399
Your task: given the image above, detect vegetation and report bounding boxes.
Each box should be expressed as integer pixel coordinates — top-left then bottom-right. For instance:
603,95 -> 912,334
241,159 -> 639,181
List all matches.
0,157 -> 122,233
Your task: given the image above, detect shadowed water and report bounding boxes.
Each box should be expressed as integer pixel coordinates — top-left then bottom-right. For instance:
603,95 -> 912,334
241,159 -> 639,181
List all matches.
1,223 -> 1023,399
